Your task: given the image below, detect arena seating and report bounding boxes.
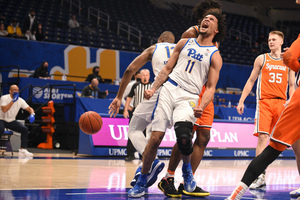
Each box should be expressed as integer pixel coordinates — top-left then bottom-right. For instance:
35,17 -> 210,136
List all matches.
0,0 -> 295,65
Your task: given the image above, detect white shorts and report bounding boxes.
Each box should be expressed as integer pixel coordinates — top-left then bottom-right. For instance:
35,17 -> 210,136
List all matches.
133,87 -> 161,122
151,80 -> 199,132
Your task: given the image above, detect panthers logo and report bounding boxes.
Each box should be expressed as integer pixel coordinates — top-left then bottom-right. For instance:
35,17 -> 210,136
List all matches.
188,101 -> 196,109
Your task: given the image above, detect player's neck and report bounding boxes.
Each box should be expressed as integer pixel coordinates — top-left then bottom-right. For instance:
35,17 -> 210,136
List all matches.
269,50 -> 281,59
197,36 -> 214,46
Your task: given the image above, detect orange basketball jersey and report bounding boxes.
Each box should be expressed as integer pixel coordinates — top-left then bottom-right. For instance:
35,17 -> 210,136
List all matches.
257,53 -> 289,100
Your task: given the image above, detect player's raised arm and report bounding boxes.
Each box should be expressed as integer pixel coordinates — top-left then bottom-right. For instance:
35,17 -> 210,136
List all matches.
108,46 -> 154,117
144,39 -> 187,100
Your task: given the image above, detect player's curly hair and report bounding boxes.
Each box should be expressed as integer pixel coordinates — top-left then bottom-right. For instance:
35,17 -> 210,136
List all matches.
192,0 -> 222,20
206,11 -> 226,43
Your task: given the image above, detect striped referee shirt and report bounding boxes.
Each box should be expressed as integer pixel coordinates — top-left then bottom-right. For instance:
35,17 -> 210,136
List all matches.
128,81 -> 152,108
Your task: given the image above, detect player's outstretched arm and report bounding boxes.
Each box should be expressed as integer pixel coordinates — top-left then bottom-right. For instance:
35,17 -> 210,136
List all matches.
108,45 -> 155,117
237,55 -> 263,115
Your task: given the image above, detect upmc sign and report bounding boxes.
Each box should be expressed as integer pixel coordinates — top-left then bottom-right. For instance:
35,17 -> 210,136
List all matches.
92,117 -> 258,148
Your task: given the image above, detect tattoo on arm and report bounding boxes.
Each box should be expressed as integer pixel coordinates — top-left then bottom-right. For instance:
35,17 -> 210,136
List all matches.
152,69 -> 169,91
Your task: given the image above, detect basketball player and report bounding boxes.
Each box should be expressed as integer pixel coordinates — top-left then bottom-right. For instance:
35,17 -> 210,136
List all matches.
128,12 -> 226,197
235,31 -> 295,190
108,31 -> 176,187
226,34 -> 299,200
158,0 -> 222,198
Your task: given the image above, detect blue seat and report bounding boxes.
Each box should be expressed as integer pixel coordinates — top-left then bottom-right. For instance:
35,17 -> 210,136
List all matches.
0,129 -> 13,156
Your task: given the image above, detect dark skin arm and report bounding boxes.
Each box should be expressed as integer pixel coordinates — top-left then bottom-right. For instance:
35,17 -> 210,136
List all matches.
108,45 -> 155,117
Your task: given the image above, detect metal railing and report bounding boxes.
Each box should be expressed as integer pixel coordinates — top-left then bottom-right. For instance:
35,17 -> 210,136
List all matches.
87,7 -> 110,30
61,0 -> 81,15
117,21 -> 141,46
229,29 -> 252,47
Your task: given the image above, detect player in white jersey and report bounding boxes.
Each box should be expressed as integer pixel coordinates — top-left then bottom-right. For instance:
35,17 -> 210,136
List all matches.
128,12 -> 226,198
108,31 -> 175,187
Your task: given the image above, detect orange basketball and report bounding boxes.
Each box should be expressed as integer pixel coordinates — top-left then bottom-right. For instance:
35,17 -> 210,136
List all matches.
79,111 -> 103,135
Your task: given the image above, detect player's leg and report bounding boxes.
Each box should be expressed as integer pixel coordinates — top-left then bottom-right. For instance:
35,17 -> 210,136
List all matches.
128,87 -> 172,197
227,89 -> 300,200
290,139 -> 300,198
226,145 -> 283,200
250,99 -> 272,189
128,130 -> 165,197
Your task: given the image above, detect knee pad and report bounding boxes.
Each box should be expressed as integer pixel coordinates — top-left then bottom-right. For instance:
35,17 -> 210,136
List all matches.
174,121 -> 193,156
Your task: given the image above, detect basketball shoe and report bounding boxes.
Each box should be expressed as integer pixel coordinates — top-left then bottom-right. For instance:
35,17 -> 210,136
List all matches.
158,177 -> 181,198
249,173 -> 266,189
130,165 -> 142,187
178,183 -> 210,197
290,188 -> 300,198
19,149 -> 33,157
131,159 -> 164,187
128,176 -> 146,198
182,163 -> 196,192
225,182 -> 248,200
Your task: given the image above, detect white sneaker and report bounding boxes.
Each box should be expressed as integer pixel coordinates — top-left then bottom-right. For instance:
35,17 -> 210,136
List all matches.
19,149 -> 33,157
290,188 -> 300,198
249,173 -> 266,189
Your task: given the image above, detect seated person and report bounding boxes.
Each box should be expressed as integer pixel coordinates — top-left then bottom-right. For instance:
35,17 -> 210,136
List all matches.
0,85 -> 35,157
85,66 -> 104,83
7,19 -> 23,38
0,23 -> 8,36
33,61 -> 50,79
81,78 -> 108,99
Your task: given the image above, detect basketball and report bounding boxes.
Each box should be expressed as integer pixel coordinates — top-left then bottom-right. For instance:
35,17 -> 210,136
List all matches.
79,111 -> 103,135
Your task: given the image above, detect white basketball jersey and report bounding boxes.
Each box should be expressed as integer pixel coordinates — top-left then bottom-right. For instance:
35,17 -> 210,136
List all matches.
152,42 -> 176,79
169,38 -> 218,94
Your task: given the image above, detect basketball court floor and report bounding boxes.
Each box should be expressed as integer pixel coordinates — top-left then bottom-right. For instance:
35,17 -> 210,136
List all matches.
0,149 -> 299,200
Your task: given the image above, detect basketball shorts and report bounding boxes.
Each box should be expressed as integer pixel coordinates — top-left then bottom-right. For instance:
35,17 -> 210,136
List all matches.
193,96 -> 214,131
151,81 -> 198,132
253,98 -> 286,136
133,87 -> 161,122
269,88 -> 300,151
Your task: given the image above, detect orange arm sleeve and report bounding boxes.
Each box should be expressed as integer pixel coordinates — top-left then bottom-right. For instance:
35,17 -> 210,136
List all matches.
283,34 -> 300,72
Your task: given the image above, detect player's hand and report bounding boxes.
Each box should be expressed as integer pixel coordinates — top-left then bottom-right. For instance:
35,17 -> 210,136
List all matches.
108,98 -> 121,117
123,109 -> 129,119
144,89 -> 154,100
28,113 -> 35,123
194,106 -> 203,118
281,47 -> 290,59
12,92 -> 19,102
236,103 -> 244,115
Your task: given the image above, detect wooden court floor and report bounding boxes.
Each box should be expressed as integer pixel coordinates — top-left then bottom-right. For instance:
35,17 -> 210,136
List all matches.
0,149 -> 299,200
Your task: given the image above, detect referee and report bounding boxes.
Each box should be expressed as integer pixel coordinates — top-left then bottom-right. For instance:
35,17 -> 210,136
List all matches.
124,69 -> 152,161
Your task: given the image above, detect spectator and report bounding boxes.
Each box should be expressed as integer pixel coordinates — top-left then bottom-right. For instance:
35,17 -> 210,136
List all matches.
68,15 -> 80,29
0,85 -> 35,157
0,23 -> 8,36
85,66 -> 104,83
33,61 -> 50,79
35,23 -> 45,41
7,19 -> 23,38
22,9 -> 38,40
81,78 -> 108,99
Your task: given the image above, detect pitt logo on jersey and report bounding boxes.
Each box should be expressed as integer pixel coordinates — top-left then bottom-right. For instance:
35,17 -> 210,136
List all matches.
187,48 -> 204,61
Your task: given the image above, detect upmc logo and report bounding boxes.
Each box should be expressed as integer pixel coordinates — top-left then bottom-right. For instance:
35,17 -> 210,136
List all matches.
92,117 -> 258,149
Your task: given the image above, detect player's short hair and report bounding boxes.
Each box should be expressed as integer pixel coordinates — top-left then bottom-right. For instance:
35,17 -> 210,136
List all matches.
269,30 -> 284,40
